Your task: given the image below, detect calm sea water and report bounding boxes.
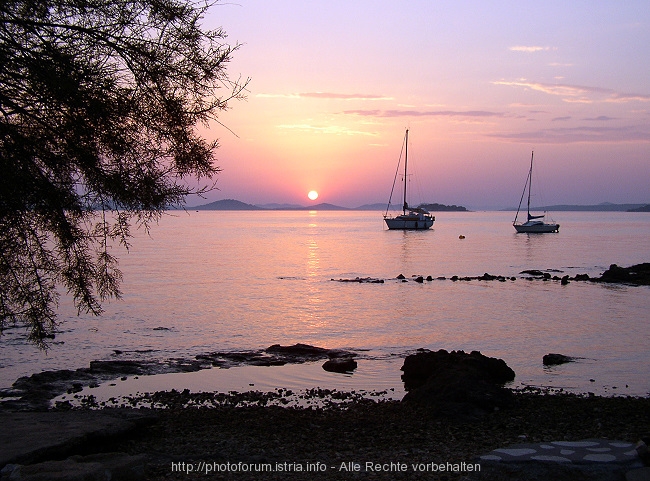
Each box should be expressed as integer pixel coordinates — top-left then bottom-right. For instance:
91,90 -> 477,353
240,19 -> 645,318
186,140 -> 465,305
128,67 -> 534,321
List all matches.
1,210 -> 649,399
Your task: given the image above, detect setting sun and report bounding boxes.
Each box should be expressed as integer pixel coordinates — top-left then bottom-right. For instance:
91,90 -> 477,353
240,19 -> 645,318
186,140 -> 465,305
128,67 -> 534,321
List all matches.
307,190 -> 319,201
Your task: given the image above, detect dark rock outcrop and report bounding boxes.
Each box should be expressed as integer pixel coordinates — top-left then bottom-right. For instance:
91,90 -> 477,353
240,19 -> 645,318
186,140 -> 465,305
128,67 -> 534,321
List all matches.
196,350 -> 287,367
265,343 -> 328,357
595,263 -> 650,285
402,349 -> 515,389
400,349 -> 515,418
520,269 -> 552,279
328,266 -> 650,286
265,343 -> 354,362
322,358 -> 357,373
478,273 -> 497,281
3,344 -> 356,411
4,360 -> 190,411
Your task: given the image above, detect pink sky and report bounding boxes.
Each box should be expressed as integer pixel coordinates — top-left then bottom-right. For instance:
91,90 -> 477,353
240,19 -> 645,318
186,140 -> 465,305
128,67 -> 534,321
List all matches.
194,1 -> 649,209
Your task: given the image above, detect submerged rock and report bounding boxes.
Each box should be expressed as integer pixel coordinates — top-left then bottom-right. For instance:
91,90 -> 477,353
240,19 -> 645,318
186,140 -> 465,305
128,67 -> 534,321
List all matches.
331,277 -> 384,283
88,360 -> 148,375
520,269 -> 545,276
543,353 -> 578,365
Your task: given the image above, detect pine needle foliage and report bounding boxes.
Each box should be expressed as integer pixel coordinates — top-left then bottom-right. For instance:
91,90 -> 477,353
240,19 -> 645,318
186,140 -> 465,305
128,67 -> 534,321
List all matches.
0,0 -> 247,347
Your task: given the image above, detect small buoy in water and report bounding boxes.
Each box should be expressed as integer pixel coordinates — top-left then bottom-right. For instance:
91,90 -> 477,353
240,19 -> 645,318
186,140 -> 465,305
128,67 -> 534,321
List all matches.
459,235 -> 465,239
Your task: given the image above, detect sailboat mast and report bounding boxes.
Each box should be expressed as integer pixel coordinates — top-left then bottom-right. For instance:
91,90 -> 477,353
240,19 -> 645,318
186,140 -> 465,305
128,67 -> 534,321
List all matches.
403,129 -> 409,213
527,151 -> 533,218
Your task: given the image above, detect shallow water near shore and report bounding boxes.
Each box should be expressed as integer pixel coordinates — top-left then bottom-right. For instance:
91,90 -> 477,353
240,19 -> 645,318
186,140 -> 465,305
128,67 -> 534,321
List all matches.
2,210 -> 649,400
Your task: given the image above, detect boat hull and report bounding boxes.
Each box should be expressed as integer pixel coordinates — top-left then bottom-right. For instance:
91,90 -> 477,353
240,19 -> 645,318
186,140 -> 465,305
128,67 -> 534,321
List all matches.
385,215 -> 434,230
513,223 -> 560,233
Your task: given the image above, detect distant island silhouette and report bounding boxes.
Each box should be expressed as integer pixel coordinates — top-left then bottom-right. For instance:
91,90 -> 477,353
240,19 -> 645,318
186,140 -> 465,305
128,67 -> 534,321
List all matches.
193,199 -> 262,210
190,199 -> 469,211
627,204 -> 650,212
502,202 -> 649,212
188,199 -> 649,212
418,203 -> 468,212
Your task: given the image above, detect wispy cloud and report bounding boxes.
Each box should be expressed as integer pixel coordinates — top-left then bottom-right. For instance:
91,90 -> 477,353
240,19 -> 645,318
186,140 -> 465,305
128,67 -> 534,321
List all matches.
256,93 -> 302,99
509,46 -> 552,53
488,125 -> 650,143
552,116 -> 572,122
277,124 -> 378,136
494,79 -> 650,104
494,80 -> 612,100
257,92 -> 393,101
583,116 -> 617,121
344,109 -> 504,118
300,92 -> 393,101
609,92 -> 650,103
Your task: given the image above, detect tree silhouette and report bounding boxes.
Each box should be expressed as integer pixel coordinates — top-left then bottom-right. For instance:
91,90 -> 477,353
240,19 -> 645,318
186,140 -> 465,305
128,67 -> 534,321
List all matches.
0,0 -> 247,346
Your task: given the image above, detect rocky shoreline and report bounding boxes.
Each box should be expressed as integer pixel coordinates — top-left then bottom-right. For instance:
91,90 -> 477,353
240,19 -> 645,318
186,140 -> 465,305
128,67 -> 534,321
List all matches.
1,391 -> 648,480
121,392 -> 650,480
1,349 -> 649,480
0,343 -> 368,411
1,263 -> 648,479
3,263 -> 646,411
332,262 -> 650,285
1,340 -> 646,412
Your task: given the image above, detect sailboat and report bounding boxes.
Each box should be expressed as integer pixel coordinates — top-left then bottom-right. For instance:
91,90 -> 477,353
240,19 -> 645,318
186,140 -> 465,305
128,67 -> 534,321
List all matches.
384,129 -> 435,230
513,151 -> 560,233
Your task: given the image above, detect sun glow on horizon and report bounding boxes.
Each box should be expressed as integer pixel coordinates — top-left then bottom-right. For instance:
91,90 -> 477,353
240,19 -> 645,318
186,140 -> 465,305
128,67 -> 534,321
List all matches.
207,2 -> 650,209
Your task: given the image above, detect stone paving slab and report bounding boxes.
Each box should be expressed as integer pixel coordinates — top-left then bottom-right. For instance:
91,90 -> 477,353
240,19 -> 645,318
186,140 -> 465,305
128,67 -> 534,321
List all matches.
469,440 -> 646,481
0,410 -> 156,469
480,439 -> 641,465
1,453 -> 148,481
